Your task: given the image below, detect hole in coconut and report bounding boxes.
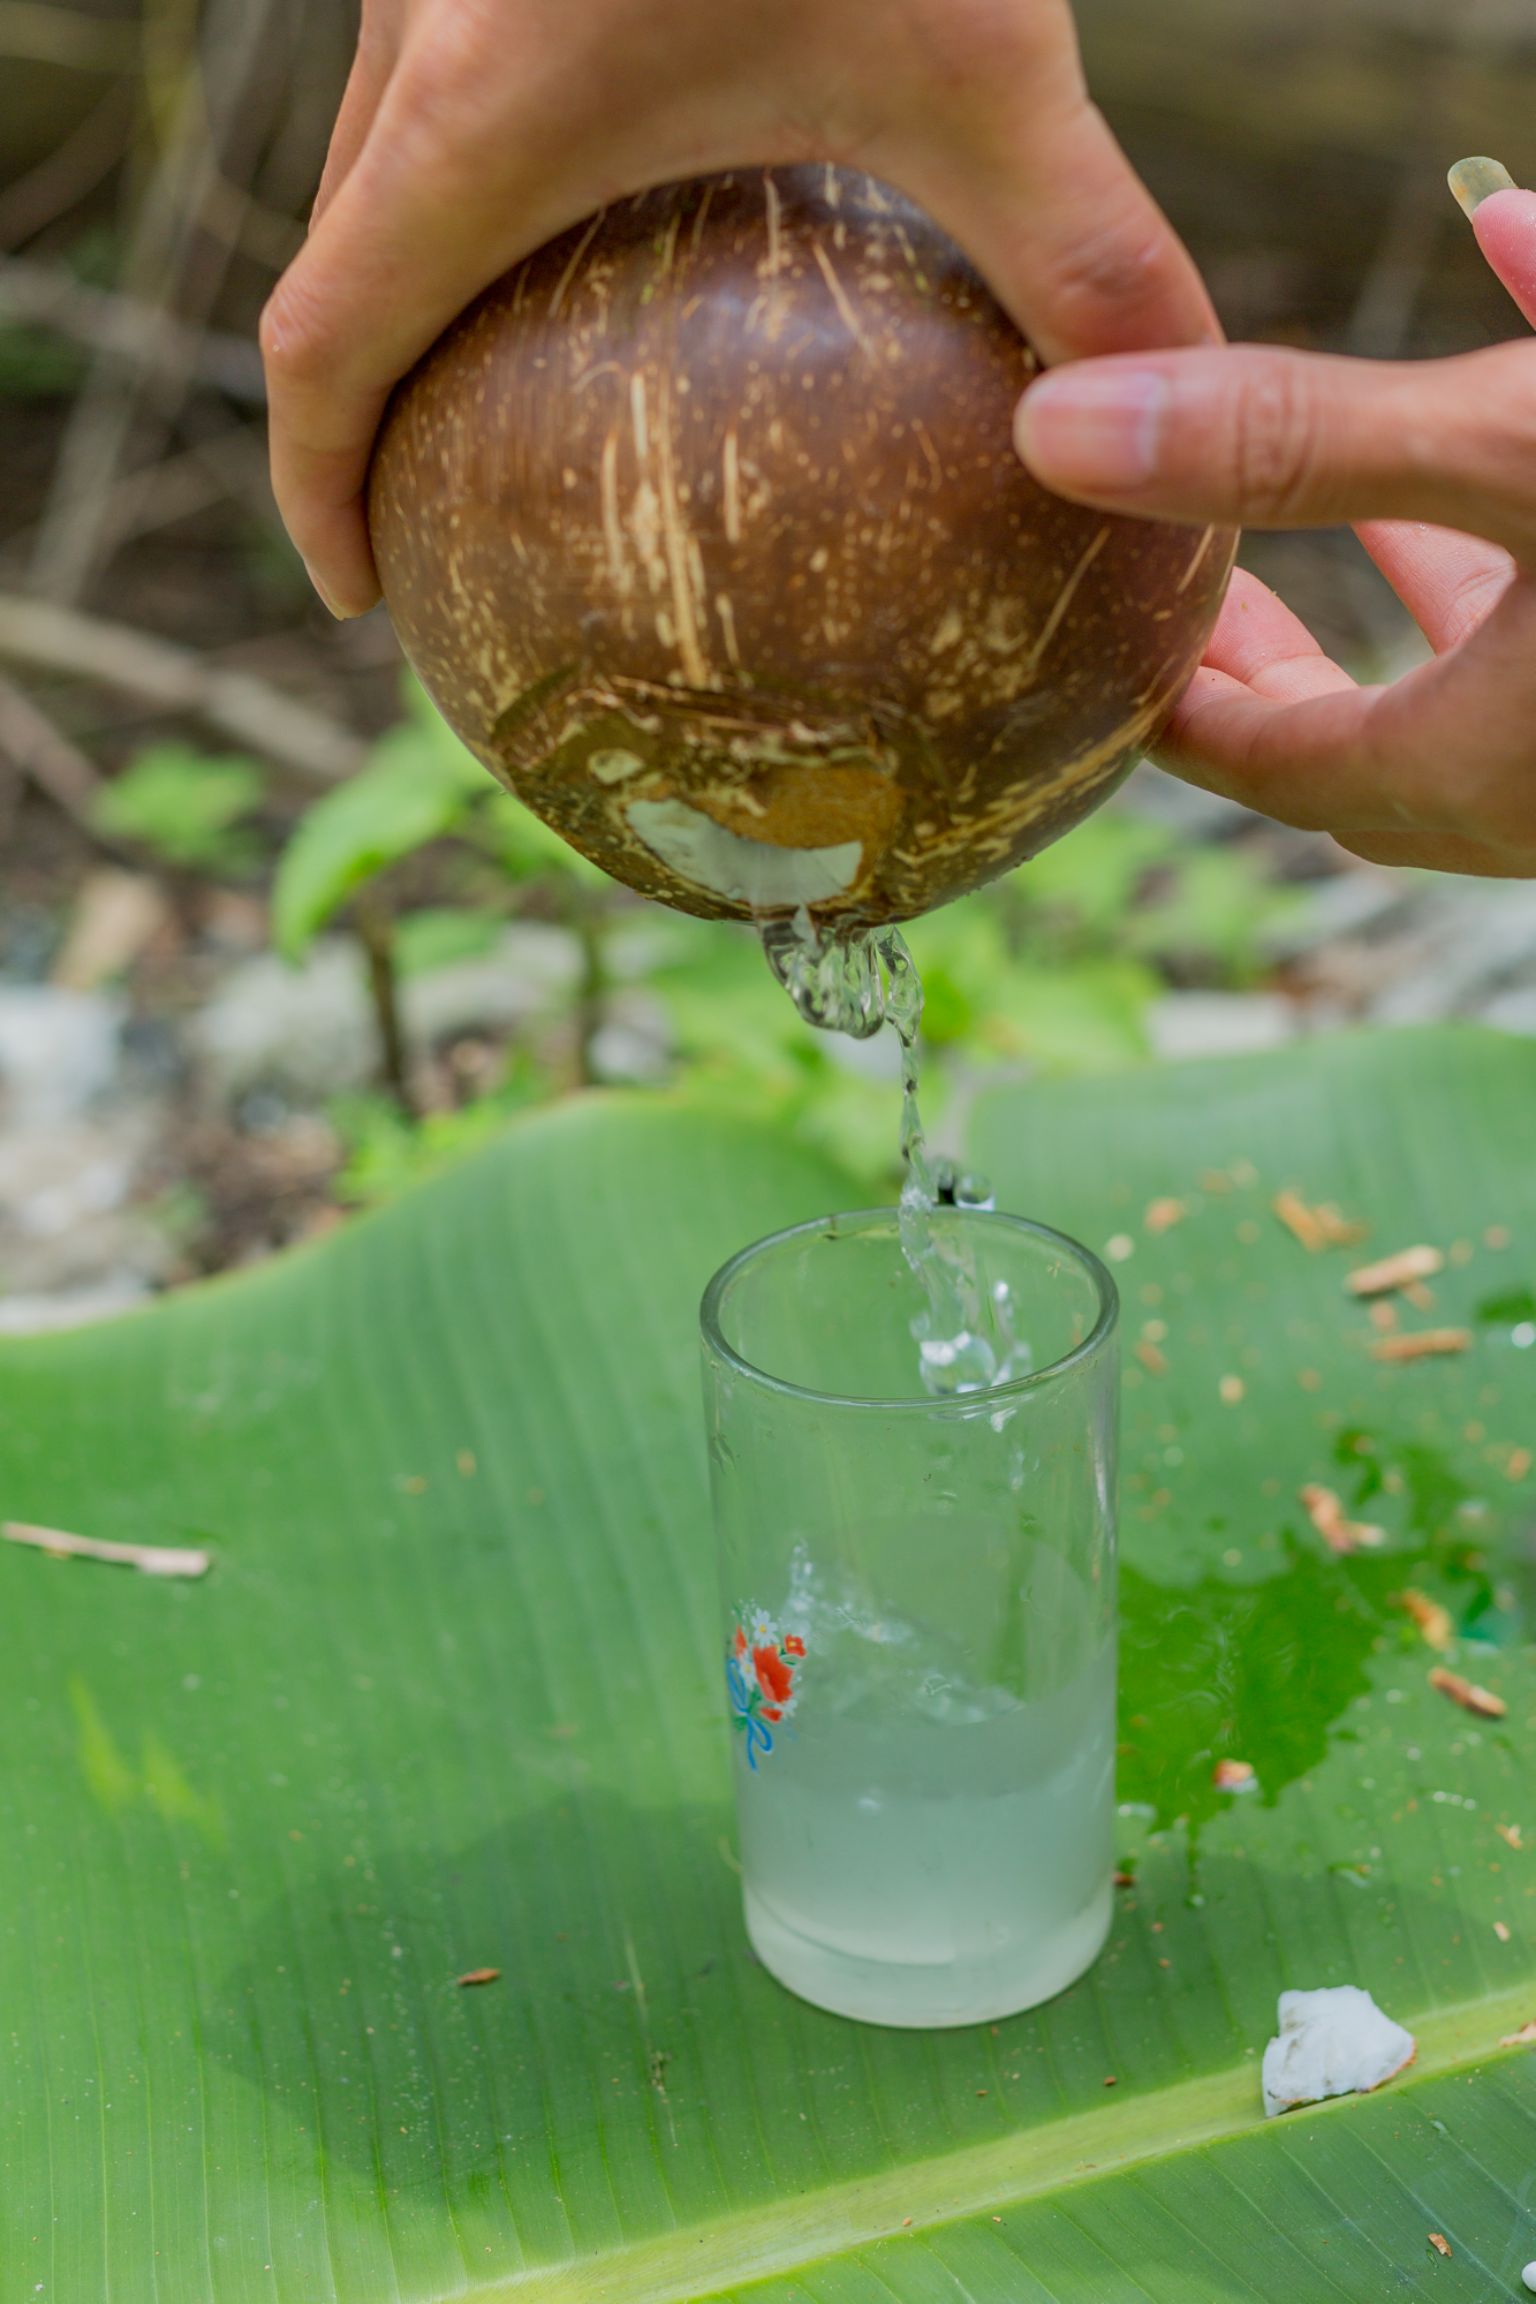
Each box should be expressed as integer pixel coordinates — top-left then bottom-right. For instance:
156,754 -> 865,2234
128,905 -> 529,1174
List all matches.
626,797 -> 862,907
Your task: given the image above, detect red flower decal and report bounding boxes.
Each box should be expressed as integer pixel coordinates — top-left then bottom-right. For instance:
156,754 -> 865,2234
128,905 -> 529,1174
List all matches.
726,1607 -> 805,1767
753,1645 -> 793,1706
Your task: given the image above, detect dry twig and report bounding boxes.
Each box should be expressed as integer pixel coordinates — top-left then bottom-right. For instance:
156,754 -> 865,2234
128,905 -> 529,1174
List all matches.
29,0 -> 288,601
0,85 -> 132,250
3,1520 -> 210,1578
0,671 -> 103,825
1274,1189 -> 1366,1252
1301,1484 -> 1386,1555
0,595 -> 364,781
1346,1245 -> 1444,1298
1392,1589 -> 1453,1651
0,259 -> 266,404
1372,1330 -> 1471,1364
1428,1668 -> 1506,1720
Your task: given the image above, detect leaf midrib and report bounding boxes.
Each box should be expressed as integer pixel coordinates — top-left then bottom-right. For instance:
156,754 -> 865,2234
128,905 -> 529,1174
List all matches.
453,1982 -> 1536,2304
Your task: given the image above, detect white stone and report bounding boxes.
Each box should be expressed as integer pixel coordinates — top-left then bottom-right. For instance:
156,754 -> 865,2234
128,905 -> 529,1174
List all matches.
1149,992 -> 1299,1061
194,927 -> 580,1098
0,985 -> 124,1127
0,1277 -> 149,1334
1261,1986 -> 1416,2119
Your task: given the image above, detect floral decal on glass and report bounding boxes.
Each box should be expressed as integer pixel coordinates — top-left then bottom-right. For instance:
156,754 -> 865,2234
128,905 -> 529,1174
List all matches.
725,1609 -> 806,1769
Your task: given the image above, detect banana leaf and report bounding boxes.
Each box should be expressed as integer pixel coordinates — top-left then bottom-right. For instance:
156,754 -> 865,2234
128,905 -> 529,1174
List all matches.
3,1028 -> 1535,2300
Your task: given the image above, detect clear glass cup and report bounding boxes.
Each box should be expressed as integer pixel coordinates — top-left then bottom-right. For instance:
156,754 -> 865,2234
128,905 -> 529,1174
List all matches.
700,1207 -> 1118,2028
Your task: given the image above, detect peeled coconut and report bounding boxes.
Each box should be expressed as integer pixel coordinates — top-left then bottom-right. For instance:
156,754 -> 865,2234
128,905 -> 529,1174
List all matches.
369,166 -> 1235,928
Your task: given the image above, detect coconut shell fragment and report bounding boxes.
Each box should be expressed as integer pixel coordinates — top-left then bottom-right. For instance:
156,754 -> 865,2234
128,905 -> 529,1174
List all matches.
369,167 -> 1236,927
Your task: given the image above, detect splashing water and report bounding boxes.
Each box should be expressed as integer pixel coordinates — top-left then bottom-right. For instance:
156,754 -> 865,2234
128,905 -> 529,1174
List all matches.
761,913 -> 1031,1397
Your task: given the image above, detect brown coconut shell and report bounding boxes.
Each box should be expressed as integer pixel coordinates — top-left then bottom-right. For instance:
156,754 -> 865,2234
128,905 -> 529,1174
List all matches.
369,166 -> 1235,927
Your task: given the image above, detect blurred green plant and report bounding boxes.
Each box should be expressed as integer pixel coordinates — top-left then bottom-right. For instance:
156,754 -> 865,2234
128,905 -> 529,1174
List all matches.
329,1055 -> 554,1207
272,676 -> 603,962
274,677 -> 610,1107
93,743 -> 266,872
273,680 -> 1297,1178
0,326 -> 87,398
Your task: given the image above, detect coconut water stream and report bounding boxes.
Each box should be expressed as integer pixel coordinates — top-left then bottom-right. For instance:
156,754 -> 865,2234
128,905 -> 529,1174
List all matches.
760,913 -> 1032,1397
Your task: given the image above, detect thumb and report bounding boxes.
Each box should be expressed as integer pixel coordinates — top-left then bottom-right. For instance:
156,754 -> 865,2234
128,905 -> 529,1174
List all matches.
1012,338 -> 1536,561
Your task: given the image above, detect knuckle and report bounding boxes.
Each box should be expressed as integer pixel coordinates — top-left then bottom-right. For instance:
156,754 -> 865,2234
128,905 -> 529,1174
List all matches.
393,6 -> 503,144
1226,364 -> 1322,522
1051,220 -> 1168,321
258,273 -> 333,390
918,0 -> 1057,81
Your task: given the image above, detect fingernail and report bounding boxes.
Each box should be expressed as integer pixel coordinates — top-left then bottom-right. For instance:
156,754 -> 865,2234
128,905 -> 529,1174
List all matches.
1015,368 -> 1170,495
1448,156 -> 1520,218
301,558 -> 349,619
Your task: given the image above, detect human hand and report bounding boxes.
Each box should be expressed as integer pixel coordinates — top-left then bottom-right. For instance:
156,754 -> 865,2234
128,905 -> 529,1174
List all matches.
262,0 -> 1217,618
1014,160 -> 1536,876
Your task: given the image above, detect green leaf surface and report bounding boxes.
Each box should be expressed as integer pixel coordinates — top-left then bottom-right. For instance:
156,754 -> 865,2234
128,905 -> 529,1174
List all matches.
4,1031 -> 1536,2301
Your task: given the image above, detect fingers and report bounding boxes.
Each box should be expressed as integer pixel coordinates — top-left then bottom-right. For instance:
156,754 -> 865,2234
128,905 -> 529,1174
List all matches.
1198,567 -> 1357,701
263,21 -> 594,614
1472,188 -> 1536,327
310,0 -> 402,226
904,87 -> 1220,364
1158,571 -> 1536,869
1013,336 -> 1536,559
1354,519 -> 1515,651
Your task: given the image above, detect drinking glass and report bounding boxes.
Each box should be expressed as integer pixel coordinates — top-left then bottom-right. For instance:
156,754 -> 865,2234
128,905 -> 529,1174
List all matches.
700,1207 -> 1118,2028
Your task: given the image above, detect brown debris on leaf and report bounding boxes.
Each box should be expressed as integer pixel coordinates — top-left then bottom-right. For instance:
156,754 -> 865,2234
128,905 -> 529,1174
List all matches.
1273,1190 -> 1367,1253
1213,1758 -> 1257,1792
2,1519 -> 210,1579
1497,1822 -> 1525,1850
1346,1245 -> 1444,1298
455,1967 -> 501,1987
1372,1329 -> 1471,1364
1392,1589 -> 1453,1651
1499,2020 -> 1536,2046
1300,1485 -> 1386,1555
1428,2234 -> 1452,2259
1429,1667 -> 1506,1720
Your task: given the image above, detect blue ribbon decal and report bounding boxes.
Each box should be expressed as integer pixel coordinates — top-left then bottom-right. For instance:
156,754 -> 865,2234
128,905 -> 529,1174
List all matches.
725,1655 -> 775,1770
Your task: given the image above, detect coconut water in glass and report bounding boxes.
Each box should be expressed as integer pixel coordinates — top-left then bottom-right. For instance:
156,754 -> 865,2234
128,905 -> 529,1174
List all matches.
702,1206 -> 1118,2029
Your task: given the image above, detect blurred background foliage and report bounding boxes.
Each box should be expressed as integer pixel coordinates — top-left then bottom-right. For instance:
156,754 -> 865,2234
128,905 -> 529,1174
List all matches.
0,0 -> 1533,1297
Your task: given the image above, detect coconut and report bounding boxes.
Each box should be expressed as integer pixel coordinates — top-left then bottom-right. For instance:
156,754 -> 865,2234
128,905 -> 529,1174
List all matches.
369,166 -> 1235,928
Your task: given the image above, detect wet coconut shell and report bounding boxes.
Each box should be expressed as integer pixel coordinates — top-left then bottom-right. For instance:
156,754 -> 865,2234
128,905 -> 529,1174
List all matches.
369,166 -> 1235,927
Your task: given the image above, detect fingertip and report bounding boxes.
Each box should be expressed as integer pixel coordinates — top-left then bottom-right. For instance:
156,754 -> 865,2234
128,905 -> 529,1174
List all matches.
1012,363 -> 1172,504
300,523 -> 383,621
1468,184 -> 1536,284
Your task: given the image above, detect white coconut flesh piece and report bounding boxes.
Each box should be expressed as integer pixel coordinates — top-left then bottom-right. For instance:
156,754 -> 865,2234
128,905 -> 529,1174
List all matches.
1261,1986 -> 1416,2119
626,797 -> 862,908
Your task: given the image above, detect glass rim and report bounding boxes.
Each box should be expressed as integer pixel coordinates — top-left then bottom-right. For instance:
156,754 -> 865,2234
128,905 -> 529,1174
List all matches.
699,1206 -> 1119,1414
